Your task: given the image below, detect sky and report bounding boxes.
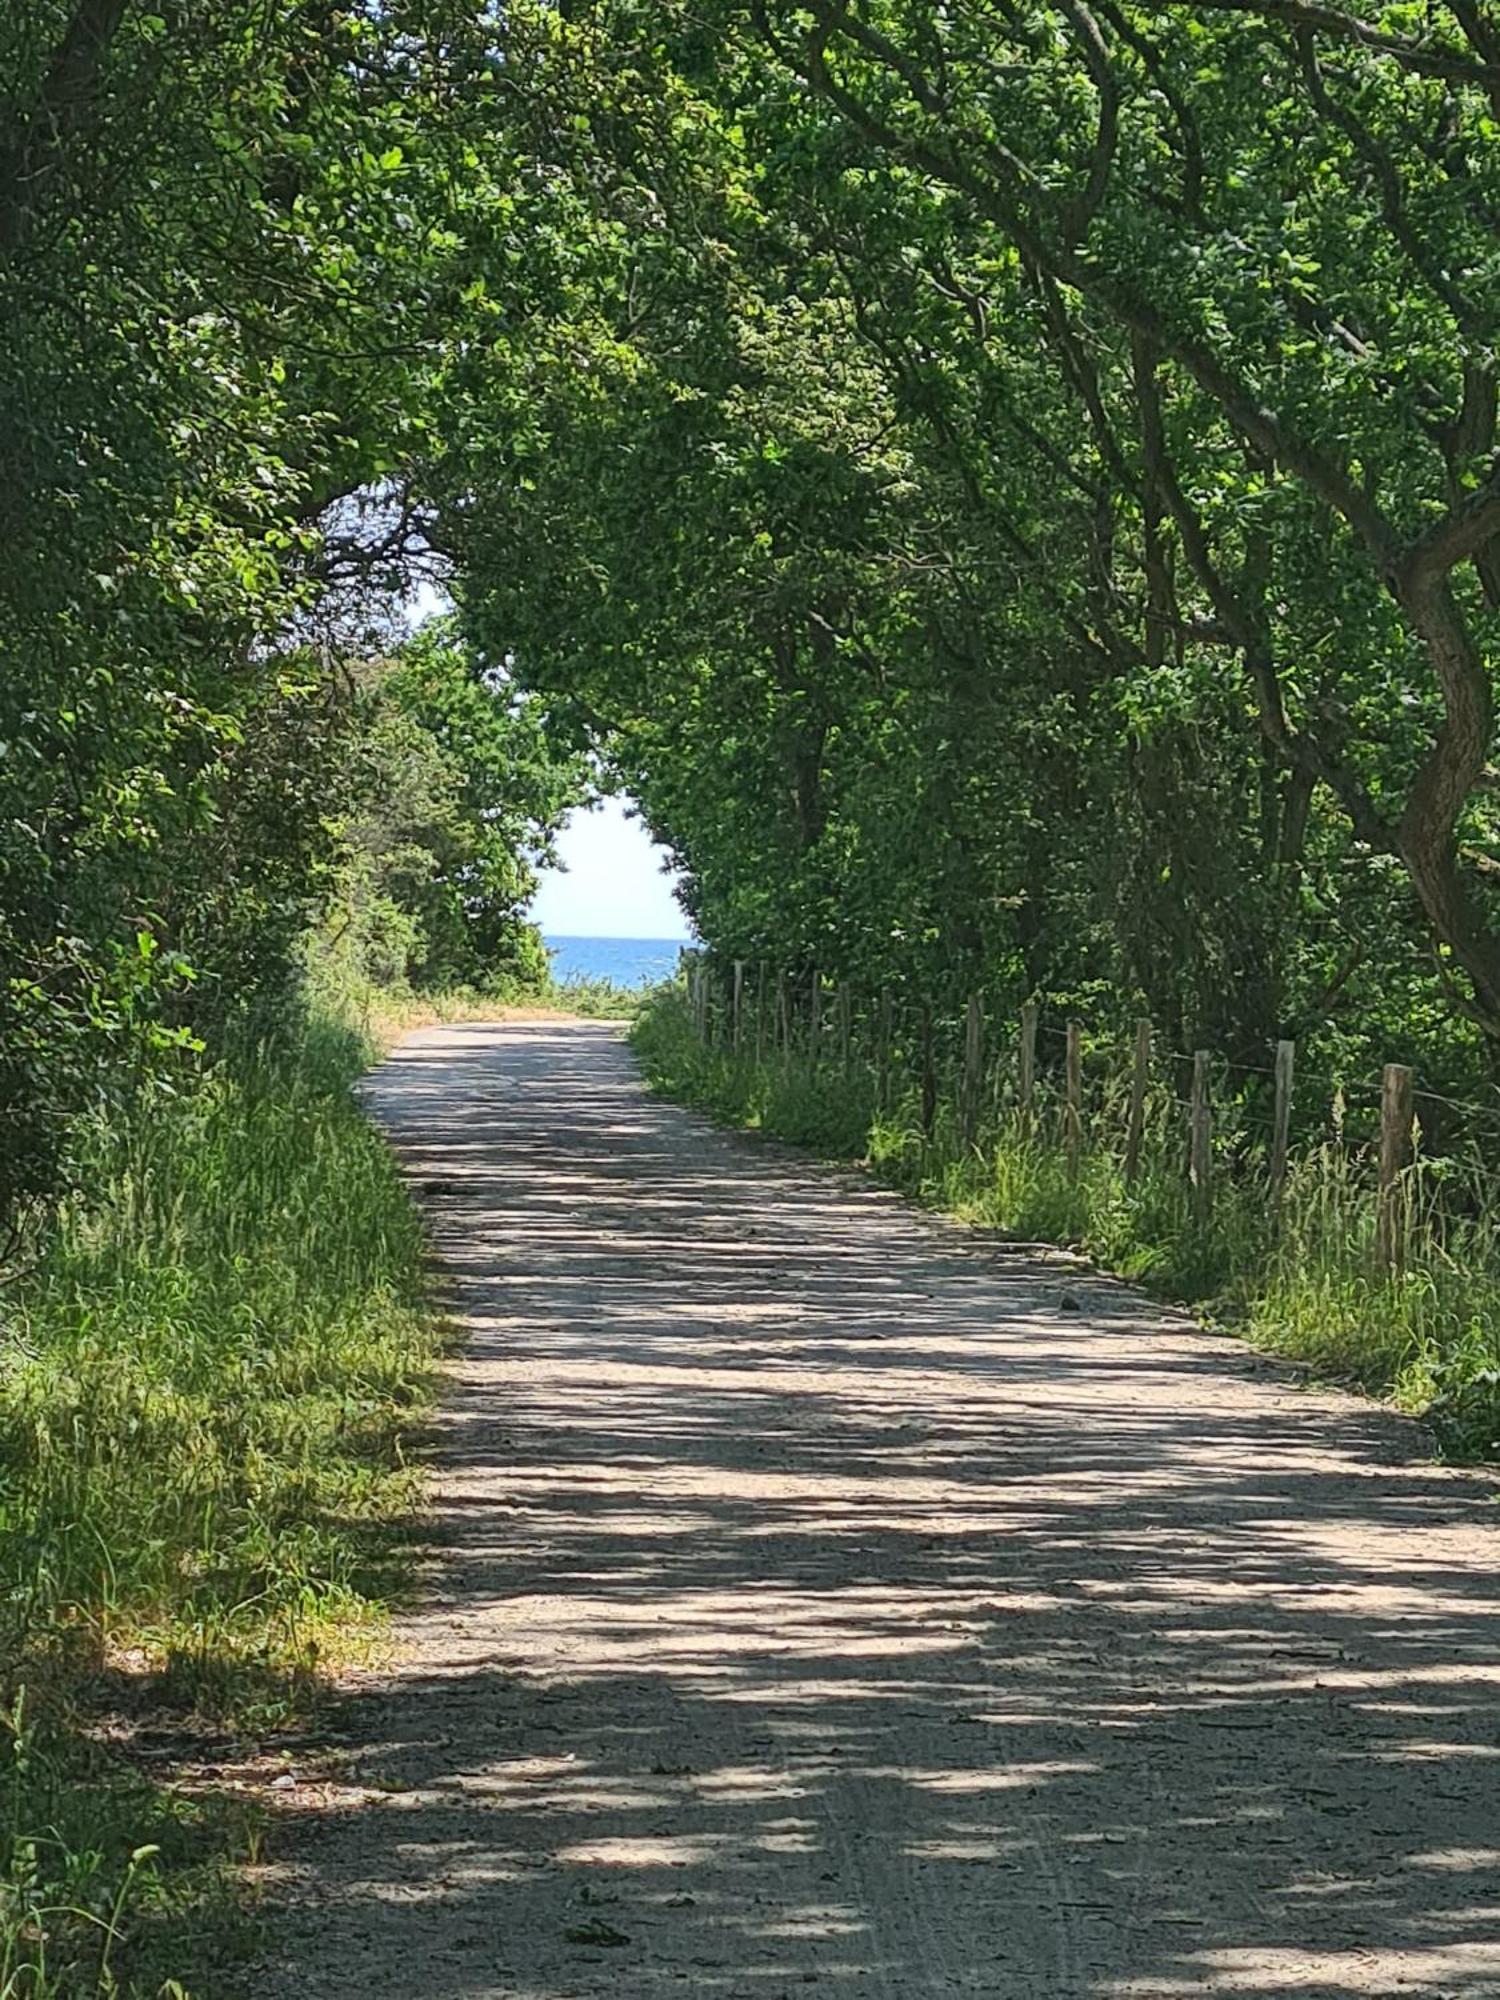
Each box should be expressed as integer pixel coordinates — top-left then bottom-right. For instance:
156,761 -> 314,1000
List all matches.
532,796 -> 692,940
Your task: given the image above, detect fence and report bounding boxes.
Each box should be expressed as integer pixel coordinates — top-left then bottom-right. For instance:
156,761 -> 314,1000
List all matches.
681,953 -> 1455,1278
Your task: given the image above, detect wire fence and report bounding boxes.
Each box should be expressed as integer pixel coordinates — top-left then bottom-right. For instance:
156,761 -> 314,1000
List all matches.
679,952 -> 1489,1276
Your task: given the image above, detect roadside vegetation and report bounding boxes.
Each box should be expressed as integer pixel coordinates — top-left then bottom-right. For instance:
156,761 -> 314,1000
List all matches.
0,1021 -> 437,1995
635,990 -> 1500,1460
1,967 -> 629,1994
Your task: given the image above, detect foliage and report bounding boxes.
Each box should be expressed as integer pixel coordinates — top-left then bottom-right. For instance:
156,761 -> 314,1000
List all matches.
535,974 -> 649,1021
309,620 -> 586,1012
17,0 -> 1500,1212
0,0 -> 562,1226
0,1018 -> 439,1993
434,0 -> 1500,1112
10,4 -> 1500,1973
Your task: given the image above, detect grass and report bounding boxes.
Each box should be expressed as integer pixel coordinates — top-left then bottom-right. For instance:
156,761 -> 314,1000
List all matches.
0,1016 -> 440,1995
632,989 -> 1500,1460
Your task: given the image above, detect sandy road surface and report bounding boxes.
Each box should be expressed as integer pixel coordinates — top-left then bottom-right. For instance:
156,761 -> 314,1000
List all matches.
270,1019 -> 1500,1998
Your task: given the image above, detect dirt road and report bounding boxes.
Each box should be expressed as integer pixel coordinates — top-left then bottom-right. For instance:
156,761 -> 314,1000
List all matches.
271,1019 -> 1500,1997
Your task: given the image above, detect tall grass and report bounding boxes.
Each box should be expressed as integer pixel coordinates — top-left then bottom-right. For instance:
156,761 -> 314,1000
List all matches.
0,1018 -> 439,1995
633,990 -> 1500,1459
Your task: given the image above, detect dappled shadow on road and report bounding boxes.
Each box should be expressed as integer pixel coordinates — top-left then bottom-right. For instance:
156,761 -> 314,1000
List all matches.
274,1022 -> 1500,1999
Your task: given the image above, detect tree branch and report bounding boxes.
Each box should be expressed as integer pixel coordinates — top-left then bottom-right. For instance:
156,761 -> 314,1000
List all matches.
1133,334 -> 1394,851
1183,0 -> 1500,91
1397,463 -> 1500,588
796,2 -> 1404,567
1057,0 -> 1119,245
0,0 -> 130,252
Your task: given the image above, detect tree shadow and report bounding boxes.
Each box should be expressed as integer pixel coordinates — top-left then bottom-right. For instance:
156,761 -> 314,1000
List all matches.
268,1022 -> 1500,1998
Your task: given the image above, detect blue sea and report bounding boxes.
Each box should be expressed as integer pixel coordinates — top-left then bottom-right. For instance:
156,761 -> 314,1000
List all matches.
544,935 -> 690,989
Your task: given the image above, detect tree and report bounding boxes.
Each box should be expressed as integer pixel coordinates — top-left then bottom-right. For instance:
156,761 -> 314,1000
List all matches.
433,0 -> 1500,1088
0,1 -> 523,1219
315,621 -> 586,999
743,0 -> 1500,1034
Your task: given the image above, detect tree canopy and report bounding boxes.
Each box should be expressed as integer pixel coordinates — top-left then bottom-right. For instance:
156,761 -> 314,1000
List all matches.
435,0 -> 1500,1085
0,1 -> 576,1222
7,0 -> 1500,1224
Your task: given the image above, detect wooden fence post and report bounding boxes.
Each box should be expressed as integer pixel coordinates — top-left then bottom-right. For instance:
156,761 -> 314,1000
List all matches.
1376,1062 -> 1414,1277
808,970 -> 822,1068
732,960 -> 745,1051
755,963 -> 768,1064
962,993 -> 983,1148
1019,1001 -> 1039,1123
1124,1018 -> 1151,1182
777,974 -> 790,1071
1189,1050 -> 1212,1218
838,985 -> 853,1077
1269,1038 -> 1295,1210
1065,1019 -> 1083,1177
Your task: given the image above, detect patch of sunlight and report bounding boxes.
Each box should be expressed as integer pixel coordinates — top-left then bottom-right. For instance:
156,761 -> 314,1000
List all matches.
555,1834 -> 731,1866
902,1760 -> 1100,1793
1109,1942 -> 1500,1991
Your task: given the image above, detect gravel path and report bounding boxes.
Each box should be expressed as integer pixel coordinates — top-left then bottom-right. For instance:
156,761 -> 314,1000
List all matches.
270,1019 -> 1500,1998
